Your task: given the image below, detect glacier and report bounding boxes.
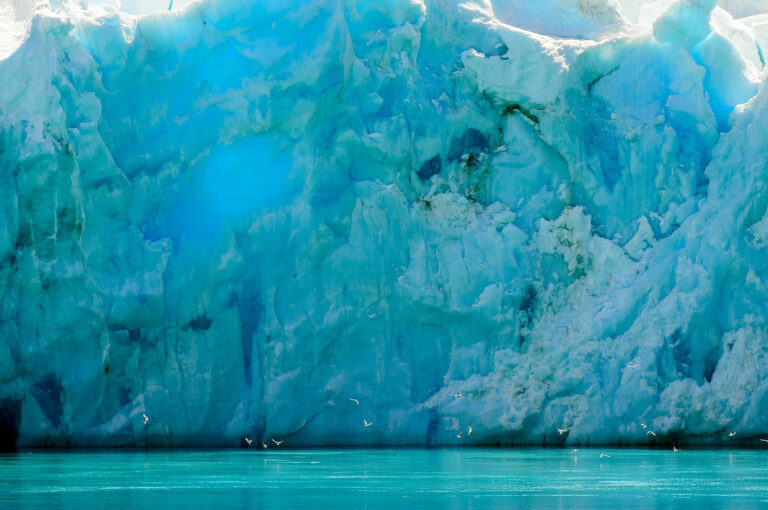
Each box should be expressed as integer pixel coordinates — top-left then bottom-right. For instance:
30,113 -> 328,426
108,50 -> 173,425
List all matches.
1,0 -> 768,448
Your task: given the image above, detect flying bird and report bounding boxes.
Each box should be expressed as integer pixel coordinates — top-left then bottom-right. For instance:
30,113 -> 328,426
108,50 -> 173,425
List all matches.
673,446 -> 679,452
599,453 -> 610,458
244,437 -> 252,446
627,364 -> 640,369
569,449 -> 578,454
640,423 -> 647,429
348,398 -> 360,406
557,427 -> 568,435
454,392 -> 462,398
271,438 -> 283,446
457,431 -> 463,438
728,432 -> 737,437
364,419 -> 373,427
468,426 -> 473,436
262,442 -> 268,449
143,414 -> 149,425
760,439 -> 768,443
647,431 -> 657,437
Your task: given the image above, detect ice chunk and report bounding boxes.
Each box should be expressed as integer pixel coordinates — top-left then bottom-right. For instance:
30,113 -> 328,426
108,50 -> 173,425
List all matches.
692,31 -> 760,129
653,0 -> 717,51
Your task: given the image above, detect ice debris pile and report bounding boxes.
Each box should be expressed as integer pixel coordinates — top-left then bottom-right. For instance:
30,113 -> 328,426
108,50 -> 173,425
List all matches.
1,0 -> 768,448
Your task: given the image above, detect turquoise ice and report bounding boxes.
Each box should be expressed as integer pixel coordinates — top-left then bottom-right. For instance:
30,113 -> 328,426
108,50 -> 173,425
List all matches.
1,0 -> 768,447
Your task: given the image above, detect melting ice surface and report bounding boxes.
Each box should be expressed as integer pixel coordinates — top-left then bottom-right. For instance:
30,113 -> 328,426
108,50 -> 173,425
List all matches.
3,449 -> 768,509
1,0 -> 768,448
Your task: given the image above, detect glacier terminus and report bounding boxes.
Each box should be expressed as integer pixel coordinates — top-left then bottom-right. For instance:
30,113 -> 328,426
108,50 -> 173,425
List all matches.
1,0 -> 768,448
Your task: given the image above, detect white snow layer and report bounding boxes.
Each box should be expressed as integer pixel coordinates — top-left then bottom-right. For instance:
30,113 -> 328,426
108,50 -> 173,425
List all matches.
1,0 -> 768,447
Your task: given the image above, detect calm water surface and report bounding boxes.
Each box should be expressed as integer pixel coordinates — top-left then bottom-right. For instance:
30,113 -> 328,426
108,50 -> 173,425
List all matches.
2,448 -> 768,509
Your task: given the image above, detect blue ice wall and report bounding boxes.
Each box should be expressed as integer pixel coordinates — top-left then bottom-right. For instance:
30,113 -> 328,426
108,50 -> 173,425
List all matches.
1,0 -> 768,448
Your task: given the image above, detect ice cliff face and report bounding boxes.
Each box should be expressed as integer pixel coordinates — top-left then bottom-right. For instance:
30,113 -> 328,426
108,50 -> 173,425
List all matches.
1,0 -> 768,448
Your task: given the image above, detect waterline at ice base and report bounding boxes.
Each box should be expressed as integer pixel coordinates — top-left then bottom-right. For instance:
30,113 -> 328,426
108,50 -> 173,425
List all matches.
2,0 -> 768,449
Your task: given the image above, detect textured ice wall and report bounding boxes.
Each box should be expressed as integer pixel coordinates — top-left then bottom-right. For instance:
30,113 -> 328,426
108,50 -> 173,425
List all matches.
1,0 -> 768,448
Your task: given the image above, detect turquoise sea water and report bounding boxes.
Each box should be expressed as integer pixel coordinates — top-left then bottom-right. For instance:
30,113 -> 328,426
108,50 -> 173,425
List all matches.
2,448 -> 768,509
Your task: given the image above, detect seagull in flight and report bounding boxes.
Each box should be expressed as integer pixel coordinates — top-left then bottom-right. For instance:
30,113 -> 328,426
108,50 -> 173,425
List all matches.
363,419 -> 373,427
728,432 -> 737,438
271,438 -> 283,446
454,392 -> 462,398
244,437 -> 252,446
627,364 -> 640,369
262,442 -> 268,449
457,431 -> 463,438
348,398 -> 360,406
673,446 -> 679,452
599,453 -> 610,458
468,426 -> 473,436
143,414 -> 149,425
569,449 -> 578,454
760,439 -> 768,443
640,423 -> 647,429
647,430 -> 657,437
557,427 -> 568,435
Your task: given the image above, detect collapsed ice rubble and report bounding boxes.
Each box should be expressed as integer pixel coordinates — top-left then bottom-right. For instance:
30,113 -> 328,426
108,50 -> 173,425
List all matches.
1,0 -> 768,447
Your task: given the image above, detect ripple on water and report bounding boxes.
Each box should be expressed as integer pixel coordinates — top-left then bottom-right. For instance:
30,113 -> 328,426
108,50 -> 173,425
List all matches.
1,449 -> 768,509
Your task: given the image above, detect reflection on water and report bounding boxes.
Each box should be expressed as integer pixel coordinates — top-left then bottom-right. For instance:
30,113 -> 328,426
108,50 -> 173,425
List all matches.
2,448 -> 768,509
